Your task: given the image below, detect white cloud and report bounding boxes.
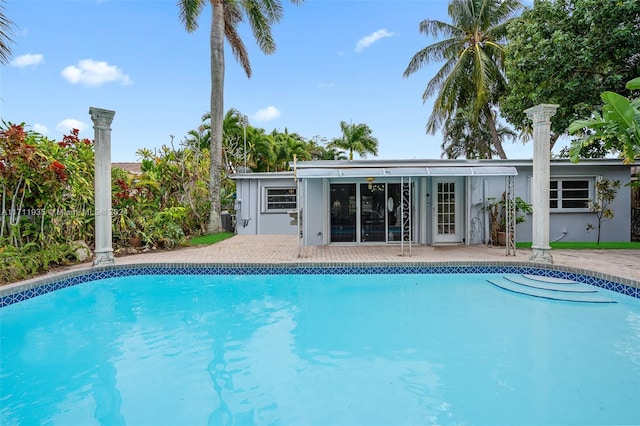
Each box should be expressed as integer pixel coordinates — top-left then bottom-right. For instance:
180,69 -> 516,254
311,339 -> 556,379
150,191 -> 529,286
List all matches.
253,106 -> 281,122
32,124 -> 49,135
56,119 -> 88,134
61,59 -> 132,86
10,53 -> 44,68
355,29 -> 396,52
317,82 -> 336,88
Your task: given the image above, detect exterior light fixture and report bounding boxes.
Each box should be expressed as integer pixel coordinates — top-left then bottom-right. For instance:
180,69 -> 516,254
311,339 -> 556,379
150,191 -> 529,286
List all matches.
366,177 -> 375,190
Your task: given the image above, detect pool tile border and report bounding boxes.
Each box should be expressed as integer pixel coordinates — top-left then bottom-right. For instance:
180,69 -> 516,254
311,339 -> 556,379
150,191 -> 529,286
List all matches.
1,261 -> 638,307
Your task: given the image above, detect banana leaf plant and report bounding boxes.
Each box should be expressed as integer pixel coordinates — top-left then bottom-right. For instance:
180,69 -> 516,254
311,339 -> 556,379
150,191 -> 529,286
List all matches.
569,77 -> 640,164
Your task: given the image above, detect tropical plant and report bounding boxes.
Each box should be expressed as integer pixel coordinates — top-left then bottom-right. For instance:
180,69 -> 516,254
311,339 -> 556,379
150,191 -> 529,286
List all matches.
145,207 -> 188,249
0,121 -> 220,283
133,143 -> 211,236
0,123 -> 98,283
502,0 -> 640,149
111,166 -> 158,244
318,146 -> 348,161
327,121 -> 379,160
0,0 -> 15,65
0,123 -> 95,247
177,0 -> 304,233
485,194 -> 532,245
271,128 -> 311,171
585,179 -> 621,244
0,243 -> 79,285
568,77 -> 640,164
245,126 -> 276,171
184,126 -> 210,152
403,0 -> 523,159
221,109 -> 250,172
304,136 -> 348,160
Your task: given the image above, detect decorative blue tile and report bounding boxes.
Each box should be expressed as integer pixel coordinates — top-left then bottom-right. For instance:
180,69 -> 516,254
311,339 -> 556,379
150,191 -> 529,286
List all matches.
1,263 -> 638,307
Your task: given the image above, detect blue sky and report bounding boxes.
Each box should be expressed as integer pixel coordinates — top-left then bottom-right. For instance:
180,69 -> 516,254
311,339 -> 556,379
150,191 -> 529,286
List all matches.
2,0 -> 537,162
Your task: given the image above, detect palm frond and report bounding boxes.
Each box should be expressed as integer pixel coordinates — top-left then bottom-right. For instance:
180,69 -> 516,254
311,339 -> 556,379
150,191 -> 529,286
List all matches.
177,0 -> 205,32
404,36 -> 463,78
0,0 -> 15,65
244,0 -> 278,55
258,0 -> 284,23
418,19 -> 460,39
224,3 -> 252,77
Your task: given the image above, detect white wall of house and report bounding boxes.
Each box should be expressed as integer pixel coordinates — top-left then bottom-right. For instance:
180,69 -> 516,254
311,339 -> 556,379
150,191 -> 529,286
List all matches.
517,163 -> 631,243
233,173 -> 298,236
303,178 -> 324,245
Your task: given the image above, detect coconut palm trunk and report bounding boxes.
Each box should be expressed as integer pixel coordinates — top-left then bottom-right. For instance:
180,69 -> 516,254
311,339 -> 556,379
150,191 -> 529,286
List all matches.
178,0 -> 303,234
483,105 -> 507,159
208,0 -> 225,233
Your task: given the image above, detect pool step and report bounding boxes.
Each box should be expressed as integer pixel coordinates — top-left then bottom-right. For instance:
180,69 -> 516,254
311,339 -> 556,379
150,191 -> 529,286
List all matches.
503,275 -> 597,293
487,275 -> 617,304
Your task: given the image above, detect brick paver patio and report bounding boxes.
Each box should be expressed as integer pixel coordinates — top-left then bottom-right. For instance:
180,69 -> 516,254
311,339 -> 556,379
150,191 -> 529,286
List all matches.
70,235 -> 640,283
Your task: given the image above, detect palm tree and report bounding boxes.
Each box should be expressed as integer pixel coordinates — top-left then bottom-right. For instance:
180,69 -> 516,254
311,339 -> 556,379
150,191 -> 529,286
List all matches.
271,128 -> 310,171
441,106 -> 516,159
1,0 -> 15,65
327,121 -> 379,161
403,0 -> 523,159
442,107 -> 494,159
319,147 -> 348,161
178,0 -> 303,233
184,126 -> 211,151
304,136 -> 348,160
245,126 -> 276,172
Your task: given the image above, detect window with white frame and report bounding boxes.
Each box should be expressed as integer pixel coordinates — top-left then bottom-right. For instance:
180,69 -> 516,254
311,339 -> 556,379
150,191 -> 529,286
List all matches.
264,187 -> 297,212
549,177 -> 594,211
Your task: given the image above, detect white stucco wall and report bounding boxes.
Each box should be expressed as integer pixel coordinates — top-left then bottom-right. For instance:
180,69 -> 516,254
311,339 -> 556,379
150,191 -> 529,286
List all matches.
233,174 -> 298,236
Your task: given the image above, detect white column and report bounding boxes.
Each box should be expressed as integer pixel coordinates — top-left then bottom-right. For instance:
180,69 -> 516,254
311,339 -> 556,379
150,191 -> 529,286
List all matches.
524,104 -> 559,264
90,107 -> 116,266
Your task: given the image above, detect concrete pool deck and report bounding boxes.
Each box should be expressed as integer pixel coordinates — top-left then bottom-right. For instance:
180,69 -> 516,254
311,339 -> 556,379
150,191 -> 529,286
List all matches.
19,235 -> 637,287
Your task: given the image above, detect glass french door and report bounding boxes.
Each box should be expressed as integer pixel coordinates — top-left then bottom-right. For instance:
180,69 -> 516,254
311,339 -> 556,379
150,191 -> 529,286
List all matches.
432,177 -> 463,244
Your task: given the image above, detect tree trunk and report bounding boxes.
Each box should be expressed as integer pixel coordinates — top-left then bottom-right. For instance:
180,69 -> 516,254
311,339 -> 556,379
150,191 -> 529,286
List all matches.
208,0 -> 224,234
485,106 -> 507,159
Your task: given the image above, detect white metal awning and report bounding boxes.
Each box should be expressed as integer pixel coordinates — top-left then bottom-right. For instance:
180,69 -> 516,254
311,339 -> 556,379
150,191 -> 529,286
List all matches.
295,166 -> 517,178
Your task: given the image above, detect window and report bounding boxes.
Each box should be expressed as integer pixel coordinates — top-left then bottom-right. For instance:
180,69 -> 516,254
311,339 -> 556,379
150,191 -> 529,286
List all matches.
550,178 -> 593,211
264,187 -> 297,211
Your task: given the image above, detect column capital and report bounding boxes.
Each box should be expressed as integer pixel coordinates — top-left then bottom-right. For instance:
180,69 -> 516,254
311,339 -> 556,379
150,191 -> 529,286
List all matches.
89,107 -> 116,129
524,104 -> 559,124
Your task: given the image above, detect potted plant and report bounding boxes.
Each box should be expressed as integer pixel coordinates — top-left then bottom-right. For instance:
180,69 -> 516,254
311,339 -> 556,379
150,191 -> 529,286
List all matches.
485,193 -> 532,245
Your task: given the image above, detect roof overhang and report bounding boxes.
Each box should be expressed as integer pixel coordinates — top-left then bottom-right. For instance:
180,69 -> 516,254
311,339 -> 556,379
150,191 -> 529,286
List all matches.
295,166 -> 518,179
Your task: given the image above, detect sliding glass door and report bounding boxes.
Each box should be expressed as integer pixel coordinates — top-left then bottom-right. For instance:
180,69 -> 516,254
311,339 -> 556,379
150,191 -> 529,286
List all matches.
329,182 -> 413,243
360,183 -> 386,242
330,184 -> 356,242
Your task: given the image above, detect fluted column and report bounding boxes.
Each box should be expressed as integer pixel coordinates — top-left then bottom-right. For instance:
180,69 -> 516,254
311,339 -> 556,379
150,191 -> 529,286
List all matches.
90,107 -> 116,266
525,104 -> 559,264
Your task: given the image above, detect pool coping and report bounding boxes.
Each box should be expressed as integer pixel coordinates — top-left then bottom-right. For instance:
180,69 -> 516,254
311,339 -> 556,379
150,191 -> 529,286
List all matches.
1,261 -> 638,307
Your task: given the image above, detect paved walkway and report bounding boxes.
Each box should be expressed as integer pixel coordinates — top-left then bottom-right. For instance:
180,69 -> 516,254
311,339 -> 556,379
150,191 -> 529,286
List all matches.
54,235 -> 639,284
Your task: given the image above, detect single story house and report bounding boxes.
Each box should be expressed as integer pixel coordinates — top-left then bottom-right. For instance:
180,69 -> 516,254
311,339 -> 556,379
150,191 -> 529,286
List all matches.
231,159 -> 633,246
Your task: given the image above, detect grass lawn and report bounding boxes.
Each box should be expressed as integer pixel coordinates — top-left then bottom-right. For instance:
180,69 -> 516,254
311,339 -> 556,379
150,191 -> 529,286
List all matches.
188,232 -> 234,246
516,241 -> 640,249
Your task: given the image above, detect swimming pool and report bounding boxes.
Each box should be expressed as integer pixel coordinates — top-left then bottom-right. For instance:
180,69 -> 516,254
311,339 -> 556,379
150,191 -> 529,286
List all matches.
1,266 -> 639,425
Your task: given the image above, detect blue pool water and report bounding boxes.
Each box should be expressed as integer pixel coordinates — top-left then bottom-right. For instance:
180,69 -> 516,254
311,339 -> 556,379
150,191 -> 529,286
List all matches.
1,272 -> 639,425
